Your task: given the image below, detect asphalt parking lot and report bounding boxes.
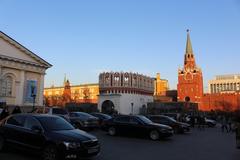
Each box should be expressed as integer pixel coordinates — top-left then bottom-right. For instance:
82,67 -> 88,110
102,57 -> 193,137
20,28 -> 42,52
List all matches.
0,127 -> 239,160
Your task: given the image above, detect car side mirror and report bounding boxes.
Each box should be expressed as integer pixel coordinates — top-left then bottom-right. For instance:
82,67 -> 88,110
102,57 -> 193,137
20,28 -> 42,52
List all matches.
31,125 -> 42,133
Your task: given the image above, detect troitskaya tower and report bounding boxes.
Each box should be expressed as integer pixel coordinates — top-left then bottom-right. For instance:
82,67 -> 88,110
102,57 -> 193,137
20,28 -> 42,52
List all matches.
177,30 -> 203,104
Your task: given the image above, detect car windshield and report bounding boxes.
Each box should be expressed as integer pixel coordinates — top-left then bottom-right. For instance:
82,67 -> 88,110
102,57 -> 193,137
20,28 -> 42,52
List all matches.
166,116 -> 177,123
102,114 -> 112,119
52,108 -> 68,115
137,115 -> 153,124
94,113 -> 111,119
76,112 -> 95,118
37,116 -> 74,131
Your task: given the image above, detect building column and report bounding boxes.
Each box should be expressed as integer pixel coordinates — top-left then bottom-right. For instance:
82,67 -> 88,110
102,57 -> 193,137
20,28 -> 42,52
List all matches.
17,70 -> 25,106
209,84 -> 212,93
38,74 -> 45,106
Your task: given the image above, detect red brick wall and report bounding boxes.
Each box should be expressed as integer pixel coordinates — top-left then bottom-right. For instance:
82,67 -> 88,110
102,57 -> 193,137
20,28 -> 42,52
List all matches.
201,93 -> 240,111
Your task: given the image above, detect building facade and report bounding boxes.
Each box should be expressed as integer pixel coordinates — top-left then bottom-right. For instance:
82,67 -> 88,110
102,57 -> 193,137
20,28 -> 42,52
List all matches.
208,74 -> 240,94
177,31 -> 204,104
154,73 -> 169,96
98,72 -> 154,114
44,81 -> 99,106
0,31 -> 52,108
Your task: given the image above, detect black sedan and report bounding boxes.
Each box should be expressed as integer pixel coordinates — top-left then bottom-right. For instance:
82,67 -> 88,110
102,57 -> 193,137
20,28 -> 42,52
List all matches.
103,115 -> 173,140
0,114 -> 100,160
69,112 -> 99,130
90,112 -> 112,126
147,115 -> 190,134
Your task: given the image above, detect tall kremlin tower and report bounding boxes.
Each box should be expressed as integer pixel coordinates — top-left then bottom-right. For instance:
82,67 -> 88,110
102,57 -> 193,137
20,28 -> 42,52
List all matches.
177,30 -> 203,105
62,76 -> 72,105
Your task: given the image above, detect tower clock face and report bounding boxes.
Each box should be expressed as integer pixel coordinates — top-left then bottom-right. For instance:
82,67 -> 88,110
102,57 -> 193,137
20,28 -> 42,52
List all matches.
185,72 -> 193,80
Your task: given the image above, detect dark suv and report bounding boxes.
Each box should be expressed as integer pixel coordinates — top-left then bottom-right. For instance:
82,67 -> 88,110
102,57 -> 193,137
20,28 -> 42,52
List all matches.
103,115 -> 173,140
0,114 -> 100,160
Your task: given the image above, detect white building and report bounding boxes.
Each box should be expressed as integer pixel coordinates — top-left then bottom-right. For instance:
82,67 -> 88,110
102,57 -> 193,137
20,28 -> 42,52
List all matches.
98,72 -> 154,114
208,74 -> 240,94
0,31 -> 52,109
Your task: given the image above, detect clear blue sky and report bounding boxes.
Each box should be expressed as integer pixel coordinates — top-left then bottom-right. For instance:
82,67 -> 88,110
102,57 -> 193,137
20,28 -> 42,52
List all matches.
1,0 -> 240,90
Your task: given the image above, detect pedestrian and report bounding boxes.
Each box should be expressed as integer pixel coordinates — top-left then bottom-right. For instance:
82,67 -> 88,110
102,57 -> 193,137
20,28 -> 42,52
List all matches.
221,116 -> 228,132
197,115 -> 202,130
201,116 -> 205,130
0,106 -> 10,121
190,116 -> 195,128
12,106 -> 22,114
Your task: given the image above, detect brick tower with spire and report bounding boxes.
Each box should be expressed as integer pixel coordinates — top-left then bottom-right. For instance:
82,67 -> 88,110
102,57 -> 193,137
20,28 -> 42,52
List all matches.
177,30 -> 203,104
62,75 -> 72,106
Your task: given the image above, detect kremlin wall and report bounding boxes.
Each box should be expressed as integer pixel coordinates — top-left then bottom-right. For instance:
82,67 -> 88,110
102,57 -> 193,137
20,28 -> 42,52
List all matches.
44,31 -> 240,113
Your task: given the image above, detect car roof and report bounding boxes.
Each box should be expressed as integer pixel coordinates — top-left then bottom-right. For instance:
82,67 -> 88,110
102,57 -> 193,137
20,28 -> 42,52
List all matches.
114,115 -> 140,118
91,112 -> 108,115
9,113 -> 60,118
71,112 -> 92,115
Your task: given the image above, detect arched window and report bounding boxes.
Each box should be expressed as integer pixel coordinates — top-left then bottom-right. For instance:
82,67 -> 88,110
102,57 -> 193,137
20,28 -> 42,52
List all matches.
1,76 -> 13,96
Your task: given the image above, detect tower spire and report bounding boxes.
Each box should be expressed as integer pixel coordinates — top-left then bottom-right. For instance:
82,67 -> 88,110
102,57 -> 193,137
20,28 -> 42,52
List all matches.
186,29 -> 193,54
184,29 -> 196,68
64,74 -> 67,85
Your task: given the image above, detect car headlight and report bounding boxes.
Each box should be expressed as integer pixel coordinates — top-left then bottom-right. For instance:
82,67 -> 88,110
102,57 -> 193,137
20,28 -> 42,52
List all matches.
160,128 -> 167,132
84,121 -> 89,124
63,142 -> 81,149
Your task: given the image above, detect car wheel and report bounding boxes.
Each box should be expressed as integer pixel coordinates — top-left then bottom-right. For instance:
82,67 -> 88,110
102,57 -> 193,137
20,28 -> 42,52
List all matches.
149,130 -> 159,141
0,135 -> 5,152
174,128 -> 179,134
43,145 -> 58,160
108,127 -> 116,136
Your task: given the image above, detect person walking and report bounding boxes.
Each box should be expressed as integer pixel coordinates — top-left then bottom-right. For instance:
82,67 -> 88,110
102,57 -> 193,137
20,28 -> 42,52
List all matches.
0,106 -> 9,121
11,106 -> 22,114
201,116 -> 206,130
227,117 -> 233,133
190,115 -> 195,128
221,116 -> 228,132
197,115 -> 202,130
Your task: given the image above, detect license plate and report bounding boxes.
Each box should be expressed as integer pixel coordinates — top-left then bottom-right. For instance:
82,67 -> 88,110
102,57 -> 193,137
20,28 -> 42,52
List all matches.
88,148 -> 98,154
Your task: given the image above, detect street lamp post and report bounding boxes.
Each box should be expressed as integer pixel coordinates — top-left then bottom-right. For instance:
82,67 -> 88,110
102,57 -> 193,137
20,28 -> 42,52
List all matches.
31,84 -> 36,111
131,102 -> 134,115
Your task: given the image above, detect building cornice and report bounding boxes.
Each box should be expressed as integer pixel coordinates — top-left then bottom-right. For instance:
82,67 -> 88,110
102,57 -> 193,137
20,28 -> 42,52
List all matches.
0,56 -> 46,74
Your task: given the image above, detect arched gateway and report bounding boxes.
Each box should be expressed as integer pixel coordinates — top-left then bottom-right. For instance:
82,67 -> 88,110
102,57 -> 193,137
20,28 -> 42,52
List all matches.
101,100 -> 115,114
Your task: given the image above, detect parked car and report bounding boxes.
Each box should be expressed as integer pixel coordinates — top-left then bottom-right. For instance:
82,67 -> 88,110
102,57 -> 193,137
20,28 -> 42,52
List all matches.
163,113 -> 181,121
147,115 -> 190,133
90,112 -> 112,126
0,114 -> 100,160
69,112 -> 99,130
185,115 -> 217,128
204,117 -> 217,127
34,106 -> 70,122
103,115 -> 173,140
